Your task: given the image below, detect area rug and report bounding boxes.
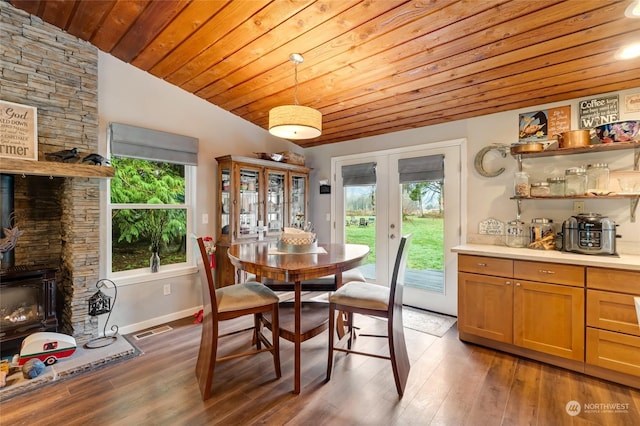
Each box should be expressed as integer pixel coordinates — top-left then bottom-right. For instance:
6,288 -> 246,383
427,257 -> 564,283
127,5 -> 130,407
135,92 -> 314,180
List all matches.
309,293 -> 457,337
401,306 -> 457,337
0,334 -> 142,402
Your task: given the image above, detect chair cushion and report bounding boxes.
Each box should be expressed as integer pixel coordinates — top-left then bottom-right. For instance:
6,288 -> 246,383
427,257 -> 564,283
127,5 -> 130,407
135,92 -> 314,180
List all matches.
329,281 -> 389,311
216,281 -> 279,313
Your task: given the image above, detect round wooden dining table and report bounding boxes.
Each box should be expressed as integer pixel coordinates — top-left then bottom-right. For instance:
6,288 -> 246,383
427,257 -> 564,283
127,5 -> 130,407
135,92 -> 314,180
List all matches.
227,241 -> 369,394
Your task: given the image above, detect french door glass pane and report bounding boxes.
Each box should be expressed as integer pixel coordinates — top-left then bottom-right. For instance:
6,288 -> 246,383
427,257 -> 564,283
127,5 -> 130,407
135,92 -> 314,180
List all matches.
344,185 -> 376,280
400,180 -> 444,293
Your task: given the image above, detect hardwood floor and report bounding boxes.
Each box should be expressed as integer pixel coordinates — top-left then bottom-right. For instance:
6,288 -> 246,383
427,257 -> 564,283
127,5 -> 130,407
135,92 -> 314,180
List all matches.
1,313 -> 639,425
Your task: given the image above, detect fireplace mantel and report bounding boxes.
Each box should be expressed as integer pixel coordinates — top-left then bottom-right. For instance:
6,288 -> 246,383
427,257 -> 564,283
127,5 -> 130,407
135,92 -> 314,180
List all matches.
0,158 -> 114,179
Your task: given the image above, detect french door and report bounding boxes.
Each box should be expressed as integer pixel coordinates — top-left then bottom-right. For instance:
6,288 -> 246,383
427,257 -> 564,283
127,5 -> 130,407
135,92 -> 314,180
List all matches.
331,140 -> 464,316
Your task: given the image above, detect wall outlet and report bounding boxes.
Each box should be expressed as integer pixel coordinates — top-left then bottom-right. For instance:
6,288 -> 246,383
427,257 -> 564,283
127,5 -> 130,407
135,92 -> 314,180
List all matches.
163,284 -> 171,296
573,201 -> 585,214
202,213 -> 208,224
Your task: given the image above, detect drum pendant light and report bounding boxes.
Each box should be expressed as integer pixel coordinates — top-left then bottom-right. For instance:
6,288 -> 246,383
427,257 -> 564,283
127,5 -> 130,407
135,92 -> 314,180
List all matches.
269,53 -> 322,139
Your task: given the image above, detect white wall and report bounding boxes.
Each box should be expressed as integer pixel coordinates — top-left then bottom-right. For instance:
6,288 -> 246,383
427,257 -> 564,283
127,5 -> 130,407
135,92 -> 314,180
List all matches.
306,88 -> 640,254
97,49 -> 640,333
97,52 -> 302,334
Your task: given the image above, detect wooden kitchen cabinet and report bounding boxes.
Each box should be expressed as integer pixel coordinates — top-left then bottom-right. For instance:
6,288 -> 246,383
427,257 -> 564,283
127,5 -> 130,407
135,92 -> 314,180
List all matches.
513,279 -> 584,361
214,155 -> 310,287
585,267 -> 640,387
458,255 -> 585,367
458,272 -> 513,343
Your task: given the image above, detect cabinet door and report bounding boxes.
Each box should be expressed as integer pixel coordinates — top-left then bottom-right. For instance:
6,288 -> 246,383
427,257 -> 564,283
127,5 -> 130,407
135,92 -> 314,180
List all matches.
235,164 -> 261,240
458,272 -> 513,343
218,165 -> 232,243
289,172 -> 308,228
265,169 -> 286,236
513,280 -> 584,361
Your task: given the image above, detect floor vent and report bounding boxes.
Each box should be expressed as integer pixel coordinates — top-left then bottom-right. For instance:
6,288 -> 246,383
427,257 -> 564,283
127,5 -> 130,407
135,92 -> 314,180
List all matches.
133,325 -> 173,340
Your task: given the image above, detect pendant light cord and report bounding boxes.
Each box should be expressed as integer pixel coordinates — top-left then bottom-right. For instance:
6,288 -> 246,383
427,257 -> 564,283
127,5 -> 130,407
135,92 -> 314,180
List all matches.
293,60 -> 299,106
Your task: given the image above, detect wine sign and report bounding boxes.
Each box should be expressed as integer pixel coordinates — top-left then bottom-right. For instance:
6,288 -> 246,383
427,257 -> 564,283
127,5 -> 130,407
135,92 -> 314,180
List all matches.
0,100 -> 38,161
578,95 -> 619,129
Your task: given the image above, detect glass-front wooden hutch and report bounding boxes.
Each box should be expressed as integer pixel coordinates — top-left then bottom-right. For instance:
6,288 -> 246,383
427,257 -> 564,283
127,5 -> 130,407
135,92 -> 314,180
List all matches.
215,155 -> 310,287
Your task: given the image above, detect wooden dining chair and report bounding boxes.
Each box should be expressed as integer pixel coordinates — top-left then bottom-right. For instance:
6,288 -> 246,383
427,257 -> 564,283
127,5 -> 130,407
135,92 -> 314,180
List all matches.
194,237 -> 281,400
326,234 -> 412,397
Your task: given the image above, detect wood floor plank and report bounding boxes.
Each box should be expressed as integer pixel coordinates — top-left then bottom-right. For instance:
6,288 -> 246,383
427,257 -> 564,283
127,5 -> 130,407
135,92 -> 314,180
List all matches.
1,315 -> 639,425
501,359 -> 542,426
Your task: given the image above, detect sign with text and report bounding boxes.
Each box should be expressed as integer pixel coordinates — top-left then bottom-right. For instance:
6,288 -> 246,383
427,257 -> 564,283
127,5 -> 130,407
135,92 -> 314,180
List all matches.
624,93 -> 640,113
0,100 -> 38,161
547,105 -> 571,138
578,95 -> 619,129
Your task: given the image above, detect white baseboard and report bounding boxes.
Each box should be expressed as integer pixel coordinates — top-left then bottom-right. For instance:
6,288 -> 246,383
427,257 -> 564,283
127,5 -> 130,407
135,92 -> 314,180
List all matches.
117,305 -> 203,336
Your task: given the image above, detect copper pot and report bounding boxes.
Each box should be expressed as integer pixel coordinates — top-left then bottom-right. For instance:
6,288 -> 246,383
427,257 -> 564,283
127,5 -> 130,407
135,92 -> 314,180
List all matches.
557,130 -> 590,148
510,142 -> 544,154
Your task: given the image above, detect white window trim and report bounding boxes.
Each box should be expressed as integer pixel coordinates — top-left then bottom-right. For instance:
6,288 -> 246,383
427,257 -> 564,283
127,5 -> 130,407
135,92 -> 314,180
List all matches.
103,164 -> 196,285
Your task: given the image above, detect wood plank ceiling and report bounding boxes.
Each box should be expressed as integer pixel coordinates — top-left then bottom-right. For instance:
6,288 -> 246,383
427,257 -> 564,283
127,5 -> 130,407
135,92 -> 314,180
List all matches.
8,0 -> 640,148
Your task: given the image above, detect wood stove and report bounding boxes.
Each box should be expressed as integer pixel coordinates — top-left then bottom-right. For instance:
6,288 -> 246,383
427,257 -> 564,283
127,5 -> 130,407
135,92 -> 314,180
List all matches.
0,267 -> 58,355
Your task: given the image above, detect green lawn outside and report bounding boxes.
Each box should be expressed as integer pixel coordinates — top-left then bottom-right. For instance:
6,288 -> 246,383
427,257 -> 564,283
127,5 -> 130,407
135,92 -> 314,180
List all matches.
345,216 -> 444,270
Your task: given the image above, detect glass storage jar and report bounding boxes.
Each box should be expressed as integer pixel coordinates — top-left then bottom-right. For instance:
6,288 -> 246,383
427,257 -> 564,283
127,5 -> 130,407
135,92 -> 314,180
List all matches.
529,218 -> 555,250
564,167 -> 587,196
586,163 -> 609,195
514,171 -> 530,197
505,219 -> 528,248
530,181 -> 551,197
547,176 -> 565,196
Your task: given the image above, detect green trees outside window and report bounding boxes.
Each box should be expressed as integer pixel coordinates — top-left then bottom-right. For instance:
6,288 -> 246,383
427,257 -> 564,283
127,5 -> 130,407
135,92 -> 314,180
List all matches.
110,158 -> 188,272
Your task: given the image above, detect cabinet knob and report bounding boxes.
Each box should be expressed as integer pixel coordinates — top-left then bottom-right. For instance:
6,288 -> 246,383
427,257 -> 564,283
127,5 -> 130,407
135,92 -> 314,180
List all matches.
477,262 -> 487,267
505,281 -> 511,285
538,269 -> 555,274
515,282 -> 521,287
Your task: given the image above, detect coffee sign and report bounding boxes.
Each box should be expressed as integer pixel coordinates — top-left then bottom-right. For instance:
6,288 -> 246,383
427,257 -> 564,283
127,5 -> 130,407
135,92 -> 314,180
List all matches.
0,100 -> 38,161
578,95 -> 619,129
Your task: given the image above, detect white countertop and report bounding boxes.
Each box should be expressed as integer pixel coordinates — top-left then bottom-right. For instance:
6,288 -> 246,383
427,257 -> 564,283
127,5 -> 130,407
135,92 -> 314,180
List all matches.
452,244 -> 640,271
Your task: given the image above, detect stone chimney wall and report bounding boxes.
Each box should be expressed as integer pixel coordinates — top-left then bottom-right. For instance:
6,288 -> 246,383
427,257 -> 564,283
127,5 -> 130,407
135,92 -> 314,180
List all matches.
1,2 -> 101,342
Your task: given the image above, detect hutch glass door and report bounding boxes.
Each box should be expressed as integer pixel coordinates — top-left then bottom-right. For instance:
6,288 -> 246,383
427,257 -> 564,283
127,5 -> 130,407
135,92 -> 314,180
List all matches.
290,173 -> 307,228
219,167 -> 231,241
237,165 -> 261,240
266,169 -> 286,236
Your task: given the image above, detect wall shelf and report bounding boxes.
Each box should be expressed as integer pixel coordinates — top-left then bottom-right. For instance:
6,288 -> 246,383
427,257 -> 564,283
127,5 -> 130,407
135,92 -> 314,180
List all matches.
510,140 -> 639,222
513,140 -> 639,172
511,195 -> 639,223
0,158 -> 114,178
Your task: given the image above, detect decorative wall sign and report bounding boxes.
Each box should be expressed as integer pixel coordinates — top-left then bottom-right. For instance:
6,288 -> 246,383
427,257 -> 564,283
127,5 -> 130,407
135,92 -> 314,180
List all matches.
547,105 -> 571,138
0,100 -> 38,161
624,93 -> 640,113
578,95 -> 619,128
479,218 -> 505,235
518,110 -> 548,142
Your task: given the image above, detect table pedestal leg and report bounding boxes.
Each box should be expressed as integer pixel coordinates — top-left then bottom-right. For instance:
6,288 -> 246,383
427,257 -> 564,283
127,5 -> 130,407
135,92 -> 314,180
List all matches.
294,280 -> 301,394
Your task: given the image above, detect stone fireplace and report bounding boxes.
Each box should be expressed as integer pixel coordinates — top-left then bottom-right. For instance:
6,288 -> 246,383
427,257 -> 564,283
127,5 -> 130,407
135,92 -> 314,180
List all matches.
1,3 -> 104,347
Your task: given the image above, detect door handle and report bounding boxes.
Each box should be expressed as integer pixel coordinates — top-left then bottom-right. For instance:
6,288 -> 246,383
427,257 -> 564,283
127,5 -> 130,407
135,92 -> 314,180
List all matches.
390,234 -> 396,239
390,224 -> 395,229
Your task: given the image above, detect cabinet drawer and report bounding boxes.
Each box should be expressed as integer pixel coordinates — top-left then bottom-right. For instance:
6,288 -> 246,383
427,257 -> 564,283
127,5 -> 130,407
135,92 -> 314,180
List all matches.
587,267 -> 640,294
587,290 -> 640,336
514,261 -> 584,287
586,328 -> 640,377
458,255 -> 513,277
